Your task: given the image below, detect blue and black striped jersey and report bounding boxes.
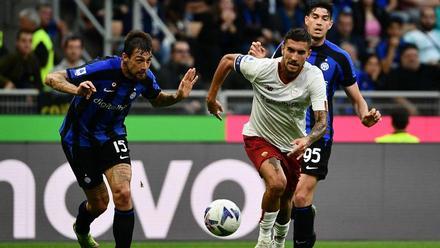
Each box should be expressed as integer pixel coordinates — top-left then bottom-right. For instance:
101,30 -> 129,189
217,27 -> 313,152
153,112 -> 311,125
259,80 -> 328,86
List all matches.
306,40 -> 357,143
60,56 -> 161,147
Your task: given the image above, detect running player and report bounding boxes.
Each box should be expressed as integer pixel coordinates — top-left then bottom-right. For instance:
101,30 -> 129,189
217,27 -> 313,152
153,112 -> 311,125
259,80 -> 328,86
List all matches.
249,1 -> 382,247
44,30 -> 198,248
206,28 -> 328,248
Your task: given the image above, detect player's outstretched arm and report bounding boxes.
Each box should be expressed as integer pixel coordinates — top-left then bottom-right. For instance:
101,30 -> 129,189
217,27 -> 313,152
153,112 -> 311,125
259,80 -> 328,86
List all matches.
206,54 -> 239,121
45,70 -> 96,99
150,68 -> 198,107
344,84 -> 381,127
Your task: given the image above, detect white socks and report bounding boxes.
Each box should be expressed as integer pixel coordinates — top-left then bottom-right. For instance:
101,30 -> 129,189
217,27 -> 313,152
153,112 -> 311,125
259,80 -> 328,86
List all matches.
274,220 -> 290,244
258,210 -> 279,241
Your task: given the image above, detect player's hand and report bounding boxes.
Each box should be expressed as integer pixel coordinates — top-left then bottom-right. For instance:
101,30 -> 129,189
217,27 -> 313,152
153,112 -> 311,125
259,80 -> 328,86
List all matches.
77,81 -> 96,99
361,108 -> 382,127
287,137 -> 311,160
248,41 -> 266,58
206,98 -> 224,121
177,68 -> 198,100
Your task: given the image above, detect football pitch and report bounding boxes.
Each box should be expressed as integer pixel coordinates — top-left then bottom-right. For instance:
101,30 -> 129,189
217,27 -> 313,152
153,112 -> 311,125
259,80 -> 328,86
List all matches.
1,241 -> 440,248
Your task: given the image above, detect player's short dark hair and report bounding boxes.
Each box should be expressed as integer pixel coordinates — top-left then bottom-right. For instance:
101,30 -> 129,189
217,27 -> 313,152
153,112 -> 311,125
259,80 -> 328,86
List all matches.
63,34 -> 83,48
283,28 -> 312,47
391,108 -> 410,130
123,30 -> 152,57
305,0 -> 333,18
16,29 -> 33,40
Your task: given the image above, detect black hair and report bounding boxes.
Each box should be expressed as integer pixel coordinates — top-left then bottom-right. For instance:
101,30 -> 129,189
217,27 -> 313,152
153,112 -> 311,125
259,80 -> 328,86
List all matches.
305,0 -> 333,18
283,28 -> 312,47
63,34 -> 83,48
399,43 -> 418,55
387,15 -> 404,27
123,30 -> 152,57
171,40 -> 190,53
16,29 -> 33,40
391,108 -> 410,130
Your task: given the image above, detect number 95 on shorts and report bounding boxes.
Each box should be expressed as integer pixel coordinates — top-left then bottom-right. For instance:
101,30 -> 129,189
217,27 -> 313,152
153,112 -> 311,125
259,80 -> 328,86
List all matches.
300,139 -> 332,180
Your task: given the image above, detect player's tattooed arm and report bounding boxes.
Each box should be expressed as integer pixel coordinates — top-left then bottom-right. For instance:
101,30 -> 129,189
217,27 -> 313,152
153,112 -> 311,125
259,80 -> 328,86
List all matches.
307,110 -> 327,144
45,70 -> 96,99
151,68 -> 198,107
288,110 -> 327,159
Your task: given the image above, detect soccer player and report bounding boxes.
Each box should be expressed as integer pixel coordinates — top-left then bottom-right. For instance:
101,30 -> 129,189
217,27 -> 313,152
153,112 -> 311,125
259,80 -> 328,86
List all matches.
206,28 -> 328,248
44,30 -> 198,248
249,1 -> 382,247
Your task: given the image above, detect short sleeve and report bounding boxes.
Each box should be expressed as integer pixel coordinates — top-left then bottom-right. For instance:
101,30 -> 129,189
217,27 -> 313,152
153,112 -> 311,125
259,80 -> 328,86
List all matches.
338,51 -> 357,87
142,70 -> 162,99
233,55 -> 262,83
309,70 -> 327,111
66,59 -> 109,86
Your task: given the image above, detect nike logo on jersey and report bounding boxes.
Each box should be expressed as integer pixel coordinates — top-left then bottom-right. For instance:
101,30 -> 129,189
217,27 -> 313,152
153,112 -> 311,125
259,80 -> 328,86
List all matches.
305,165 -> 319,170
119,155 -> 129,159
104,88 -> 115,92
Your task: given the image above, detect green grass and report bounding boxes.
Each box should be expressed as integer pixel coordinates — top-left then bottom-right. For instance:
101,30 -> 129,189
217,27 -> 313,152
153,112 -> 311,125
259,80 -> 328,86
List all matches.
0,241 -> 439,248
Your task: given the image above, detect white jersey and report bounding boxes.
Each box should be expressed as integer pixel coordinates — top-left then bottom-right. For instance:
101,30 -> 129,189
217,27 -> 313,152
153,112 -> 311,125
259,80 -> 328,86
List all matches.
234,54 -> 327,153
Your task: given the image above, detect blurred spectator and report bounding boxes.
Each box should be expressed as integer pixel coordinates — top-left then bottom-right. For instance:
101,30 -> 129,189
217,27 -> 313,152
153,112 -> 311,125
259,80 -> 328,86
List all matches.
0,30 -> 41,90
377,0 -> 398,12
157,40 -> 197,89
327,8 -> 367,58
358,53 -> 386,90
385,43 -> 440,91
376,16 -> 407,73
403,7 -> 440,65
216,0 -> 242,55
271,0 -> 305,43
19,7 -> 54,89
375,107 -> 420,143
157,40 -> 202,114
0,30 -> 8,58
53,35 -> 85,71
237,0 -> 273,53
37,3 -> 68,62
185,0 -> 222,82
352,0 -> 389,53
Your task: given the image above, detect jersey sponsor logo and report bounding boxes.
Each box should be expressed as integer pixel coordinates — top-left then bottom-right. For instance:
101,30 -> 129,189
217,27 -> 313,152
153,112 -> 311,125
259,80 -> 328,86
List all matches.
74,67 -> 87,76
103,88 -> 115,93
320,62 -> 330,71
93,98 -> 128,111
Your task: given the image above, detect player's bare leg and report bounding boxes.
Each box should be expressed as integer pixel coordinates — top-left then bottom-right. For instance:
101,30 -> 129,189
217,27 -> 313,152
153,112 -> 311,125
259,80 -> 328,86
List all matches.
272,187 -> 294,248
105,163 -> 134,248
255,157 -> 287,248
293,174 -> 318,248
74,183 -> 109,248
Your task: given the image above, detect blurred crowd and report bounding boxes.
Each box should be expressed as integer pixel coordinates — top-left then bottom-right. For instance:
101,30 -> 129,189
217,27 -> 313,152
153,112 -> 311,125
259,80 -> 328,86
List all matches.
0,0 -> 440,113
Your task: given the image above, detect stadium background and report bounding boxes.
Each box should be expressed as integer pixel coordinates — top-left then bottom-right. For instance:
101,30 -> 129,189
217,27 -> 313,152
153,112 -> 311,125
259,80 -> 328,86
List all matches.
1,0 -> 440,247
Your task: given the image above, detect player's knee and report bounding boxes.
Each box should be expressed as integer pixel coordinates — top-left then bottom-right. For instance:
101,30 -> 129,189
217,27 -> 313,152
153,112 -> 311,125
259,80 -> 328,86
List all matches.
113,187 -> 132,208
267,177 -> 287,197
293,191 -> 311,207
89,197 -> 109,215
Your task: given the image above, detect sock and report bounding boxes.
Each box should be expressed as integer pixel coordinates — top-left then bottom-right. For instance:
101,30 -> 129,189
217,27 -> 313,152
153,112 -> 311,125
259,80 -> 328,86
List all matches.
258,210 -> 279,242
114,208 -> 135,248
75,201 -> 97,235
293,205 -> 315,242
273,220 -> 290,244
